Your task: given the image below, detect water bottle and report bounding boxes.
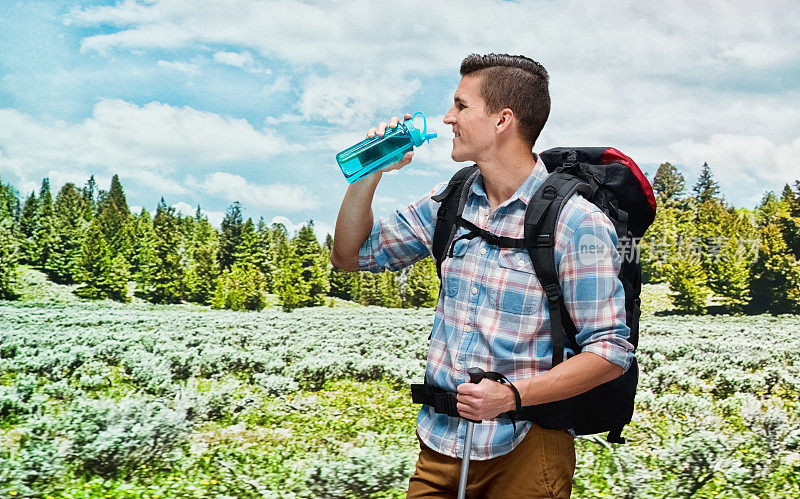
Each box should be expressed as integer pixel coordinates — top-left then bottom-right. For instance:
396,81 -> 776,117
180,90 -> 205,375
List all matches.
336,112 -> 437,183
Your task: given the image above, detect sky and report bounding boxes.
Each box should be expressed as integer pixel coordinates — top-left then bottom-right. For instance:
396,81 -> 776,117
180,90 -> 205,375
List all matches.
1,0 -> 799,239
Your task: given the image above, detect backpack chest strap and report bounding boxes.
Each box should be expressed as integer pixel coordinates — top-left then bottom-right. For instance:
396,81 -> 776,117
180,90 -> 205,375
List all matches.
446,216 -> 525,256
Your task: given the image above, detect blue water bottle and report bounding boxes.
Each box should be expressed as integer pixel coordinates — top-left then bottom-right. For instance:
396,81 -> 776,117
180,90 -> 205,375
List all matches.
336,112 -> 437,183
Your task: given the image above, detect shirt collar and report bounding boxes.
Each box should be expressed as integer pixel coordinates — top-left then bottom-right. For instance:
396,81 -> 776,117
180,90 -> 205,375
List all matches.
470,153 -> 550,209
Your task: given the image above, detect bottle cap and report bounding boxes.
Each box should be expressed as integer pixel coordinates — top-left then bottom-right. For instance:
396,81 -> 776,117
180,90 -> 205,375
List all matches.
406,112 -> 437,147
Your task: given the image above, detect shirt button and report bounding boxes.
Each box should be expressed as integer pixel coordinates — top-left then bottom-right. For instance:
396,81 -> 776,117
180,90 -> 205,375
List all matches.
472,287 -> 478,295
454,362 -> 462,371
480,248 -> 487,255
517,260 -> 525,268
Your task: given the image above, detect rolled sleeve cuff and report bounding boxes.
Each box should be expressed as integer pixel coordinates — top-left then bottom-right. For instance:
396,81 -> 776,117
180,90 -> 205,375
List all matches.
581,335 -> 635,373
357,219 -> 384,272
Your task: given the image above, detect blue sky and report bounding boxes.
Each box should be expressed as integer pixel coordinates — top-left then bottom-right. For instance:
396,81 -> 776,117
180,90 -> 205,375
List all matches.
1,0 -> 799,238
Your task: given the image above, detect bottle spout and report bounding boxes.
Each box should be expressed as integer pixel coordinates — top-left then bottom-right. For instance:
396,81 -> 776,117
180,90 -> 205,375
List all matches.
407,112 -> 437,147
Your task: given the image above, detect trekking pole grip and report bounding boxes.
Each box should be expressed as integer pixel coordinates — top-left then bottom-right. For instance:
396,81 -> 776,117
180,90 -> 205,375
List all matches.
467,367 -> 485,385
465,367 -> 485,423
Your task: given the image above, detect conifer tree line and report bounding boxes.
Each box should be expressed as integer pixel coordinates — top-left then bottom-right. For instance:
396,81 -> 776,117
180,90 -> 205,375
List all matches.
0,174 -> 440,311
1,165 -> 799,313
642,162 -> 800,314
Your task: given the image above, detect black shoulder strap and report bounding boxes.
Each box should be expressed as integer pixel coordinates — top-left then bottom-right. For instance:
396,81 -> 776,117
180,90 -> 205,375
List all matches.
524,173 -> 590,367
432,165 -> 479,278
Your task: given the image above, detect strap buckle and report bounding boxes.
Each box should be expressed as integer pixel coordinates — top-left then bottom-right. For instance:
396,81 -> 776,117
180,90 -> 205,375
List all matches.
544,283 -> 562,301
525,233 -> 552,247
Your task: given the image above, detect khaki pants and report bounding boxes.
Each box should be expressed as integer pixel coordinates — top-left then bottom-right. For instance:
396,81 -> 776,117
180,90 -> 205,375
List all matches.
407,424 -> 576,498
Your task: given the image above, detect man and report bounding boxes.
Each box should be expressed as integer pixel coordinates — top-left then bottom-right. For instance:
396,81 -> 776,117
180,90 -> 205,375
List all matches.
331,53 -> 634,498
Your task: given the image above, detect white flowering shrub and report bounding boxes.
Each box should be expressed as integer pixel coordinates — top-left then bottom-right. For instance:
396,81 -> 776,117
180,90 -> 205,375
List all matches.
305,445 -> 416,498
1,301 -> 798,497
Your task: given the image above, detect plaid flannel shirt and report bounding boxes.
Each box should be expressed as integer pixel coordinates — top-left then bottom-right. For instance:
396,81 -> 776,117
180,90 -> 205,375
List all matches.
358,157 -> 634,460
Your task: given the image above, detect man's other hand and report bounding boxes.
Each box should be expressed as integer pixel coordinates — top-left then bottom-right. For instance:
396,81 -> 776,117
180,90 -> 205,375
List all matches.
456,378 -> 516,421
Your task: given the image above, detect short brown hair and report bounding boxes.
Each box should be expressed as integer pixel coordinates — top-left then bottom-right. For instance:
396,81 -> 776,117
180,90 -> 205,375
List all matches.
460,53 -> 550,146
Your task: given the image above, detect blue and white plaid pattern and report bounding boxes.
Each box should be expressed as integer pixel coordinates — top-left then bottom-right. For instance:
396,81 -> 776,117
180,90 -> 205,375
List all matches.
359,158 -> 634,460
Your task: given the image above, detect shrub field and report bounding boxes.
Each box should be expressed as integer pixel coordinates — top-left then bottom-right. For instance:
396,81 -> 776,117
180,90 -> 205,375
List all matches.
1,287 -> 799,498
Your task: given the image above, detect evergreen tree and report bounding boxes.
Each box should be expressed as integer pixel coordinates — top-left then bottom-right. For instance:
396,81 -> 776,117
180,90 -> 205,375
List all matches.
755,192 -> 782,224
185,208 -> 220,305
273,242 -> 309,312
326,233 -> 361,301
292,222 -> 329,307
0,217 -> 18,300
378,271 -> 401,308
781,183 -> 797,210
48,183 -> 88,283
218,202 -> 243,270
360,270 -> 401,307
360,271 -> 381,306
406,257 -> 440,307
107,253 -> 131,302
322,233 -> 333,262
750,194 -> 800,313
652,162 -> 685,202
18,192 -> 39,264
33,178 -> 56,268
703,205 -> 756,312
130,208 -> 156,283
640,204 -> 678,284
266,223 -> 292,294
75,219 -> 116,300
0,179 -> 19,299
82,175 -> 97,219
256,218 -> 272,288
750,223 -> 800,314
96,174 -> 133,260
793,180 -> 800,218
665,243 -> 708,314
140,199 -> 183,304
0,179 -> 18,220
692,162 -> 721,204
234,218 -> 261,268
779,212 -> 800,261
211,262 -> 265,311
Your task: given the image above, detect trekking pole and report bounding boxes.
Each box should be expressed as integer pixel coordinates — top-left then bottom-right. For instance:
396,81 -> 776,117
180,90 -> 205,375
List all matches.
457,367 -> 485,499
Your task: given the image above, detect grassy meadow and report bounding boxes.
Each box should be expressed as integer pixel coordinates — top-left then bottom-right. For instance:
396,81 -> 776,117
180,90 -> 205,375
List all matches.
1,268 -> 799,498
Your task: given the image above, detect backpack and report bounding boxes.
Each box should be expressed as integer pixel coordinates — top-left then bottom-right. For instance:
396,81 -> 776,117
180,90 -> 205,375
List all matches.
426,147 -> 656,443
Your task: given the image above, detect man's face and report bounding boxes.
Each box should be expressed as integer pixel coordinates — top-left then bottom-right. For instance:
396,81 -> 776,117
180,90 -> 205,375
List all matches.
443,73 -> 498,163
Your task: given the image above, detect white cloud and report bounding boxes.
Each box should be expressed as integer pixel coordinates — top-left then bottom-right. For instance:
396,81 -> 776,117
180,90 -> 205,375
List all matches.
261,75 -> 291,96
669,134 -> 800,185
64,1 -> 800,168
157,59 -> 199,76
172,201 -> 197,216
271,216 -> 330,242
0,100 -> 293,195
66,1 -> 800,78
190,172 -> 317,211
299,72 -> 421,125
213,50 -> 254,68
171,201 -> 225,226
205,210 -> 225,227
134,170 -> 189,195
264,113 -> 303,126
48,0 -> 800,207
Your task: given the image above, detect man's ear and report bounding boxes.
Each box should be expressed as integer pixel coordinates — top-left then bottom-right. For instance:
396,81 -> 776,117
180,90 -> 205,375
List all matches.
495,108 -> 515,134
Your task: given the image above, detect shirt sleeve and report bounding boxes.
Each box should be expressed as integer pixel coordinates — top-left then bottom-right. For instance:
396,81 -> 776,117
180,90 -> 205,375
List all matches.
358,181 -> 447,272
557,210 -> 635,372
